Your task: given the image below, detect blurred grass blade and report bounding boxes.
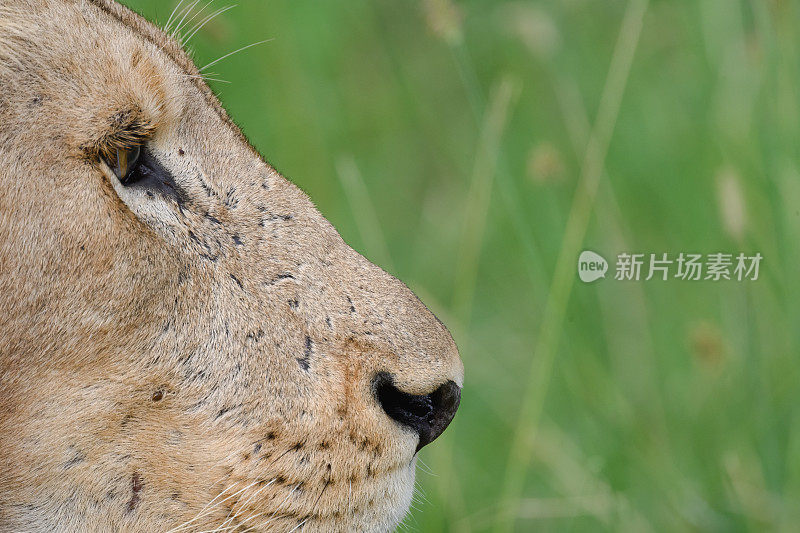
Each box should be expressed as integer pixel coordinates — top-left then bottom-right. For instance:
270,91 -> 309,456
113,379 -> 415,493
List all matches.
494,0 -> 649,530
448,28 -> 549,299
335,156 -> 395,272
452,76 -> 520,319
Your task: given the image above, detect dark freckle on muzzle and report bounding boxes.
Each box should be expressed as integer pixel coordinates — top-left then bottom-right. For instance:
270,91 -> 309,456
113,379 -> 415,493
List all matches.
296,335 -> 313,370
373,373 -> 461,452
126,472 -> 143,512
229,273 -> 244,290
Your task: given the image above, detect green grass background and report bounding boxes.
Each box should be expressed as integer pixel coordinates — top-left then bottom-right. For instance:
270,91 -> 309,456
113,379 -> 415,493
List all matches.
121,0 -> 800,530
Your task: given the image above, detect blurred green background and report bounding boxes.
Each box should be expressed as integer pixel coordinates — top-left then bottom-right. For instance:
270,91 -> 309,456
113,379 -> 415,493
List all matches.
122,0 -> 800,530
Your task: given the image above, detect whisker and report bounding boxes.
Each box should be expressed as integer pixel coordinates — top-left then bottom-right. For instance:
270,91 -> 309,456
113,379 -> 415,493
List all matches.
237,511 -> 268,529
174,0 -> 215,42
200,39 -> 272,72
166,432 -> 285,533
416,457 -> 436,476
166,482 -> 239,533
313,481 -> 330,509
171,0 -> 202,39
197,479 -> 263,522
216,486 -> 246,531
196,522 -> 249,533
165,0 -> 188,33
413,480 -> 431,506
169,0 -> 199,35
287,517 -> 309,532
225,480 -> 276,530
181,5 -> 237,46
168,479 -> 260,533
217,479 -> 273,530
199,76 -> 231,84
175,71 -> 230,84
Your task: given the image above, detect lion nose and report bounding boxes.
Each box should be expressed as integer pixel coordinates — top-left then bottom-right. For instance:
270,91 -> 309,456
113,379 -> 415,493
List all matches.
373,373 -> 461,451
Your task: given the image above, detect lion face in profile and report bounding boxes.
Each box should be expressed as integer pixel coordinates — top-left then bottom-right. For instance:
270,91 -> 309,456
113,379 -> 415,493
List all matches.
0,1 -> 463,531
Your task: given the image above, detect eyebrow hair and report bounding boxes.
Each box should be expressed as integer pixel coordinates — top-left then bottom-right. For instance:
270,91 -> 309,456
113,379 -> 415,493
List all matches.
85,0 -> 264,162
98,110 -> 155,160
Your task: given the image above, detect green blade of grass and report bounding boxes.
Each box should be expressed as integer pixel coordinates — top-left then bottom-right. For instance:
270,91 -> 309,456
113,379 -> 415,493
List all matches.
335,155 -> 396,273
494,1 -> 650,530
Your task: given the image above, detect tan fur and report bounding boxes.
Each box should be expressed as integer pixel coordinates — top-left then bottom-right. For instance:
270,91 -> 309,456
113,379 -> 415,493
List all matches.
0,1 -> 463,531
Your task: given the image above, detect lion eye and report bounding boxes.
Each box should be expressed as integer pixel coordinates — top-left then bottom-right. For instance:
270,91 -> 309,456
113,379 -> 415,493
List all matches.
108,145 -> 142,185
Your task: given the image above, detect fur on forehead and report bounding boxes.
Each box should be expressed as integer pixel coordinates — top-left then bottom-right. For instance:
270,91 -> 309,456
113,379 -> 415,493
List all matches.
0,0 -> 194,160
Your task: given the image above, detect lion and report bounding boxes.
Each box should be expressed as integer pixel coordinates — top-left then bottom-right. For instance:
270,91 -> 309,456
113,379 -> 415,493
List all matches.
0,1 -> 463,531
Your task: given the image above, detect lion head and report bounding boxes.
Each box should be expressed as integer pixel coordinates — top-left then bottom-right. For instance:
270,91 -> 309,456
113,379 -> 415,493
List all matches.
0,1 -> 463,531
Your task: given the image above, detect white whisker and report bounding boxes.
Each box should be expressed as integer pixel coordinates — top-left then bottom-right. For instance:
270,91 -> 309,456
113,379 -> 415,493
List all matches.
165,0 -> 187,33
199,76 -> 231,84
217,478 -> 273,530
171,0 -> 202,39
179,73 -> 231,84
175,0 -> 215,42
287,517 -> 308,532
168,0 -> 198,35
200,39 -> 272,72
167,479 -> 261,533
413,480 -> 430,506
228,480 -> 276,529
182,5 -> 237,46
416,457 -> 436,476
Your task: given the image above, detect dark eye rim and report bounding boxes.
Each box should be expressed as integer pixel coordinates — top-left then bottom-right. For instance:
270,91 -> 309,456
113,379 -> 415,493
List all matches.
103,145 -> 189,207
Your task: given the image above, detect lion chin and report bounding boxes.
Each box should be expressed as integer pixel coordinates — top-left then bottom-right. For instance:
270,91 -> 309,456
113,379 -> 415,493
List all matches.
0,0 -> 463,531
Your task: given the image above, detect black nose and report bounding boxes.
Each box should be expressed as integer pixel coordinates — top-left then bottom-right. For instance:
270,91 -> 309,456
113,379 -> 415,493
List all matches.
374,373 -> 461,452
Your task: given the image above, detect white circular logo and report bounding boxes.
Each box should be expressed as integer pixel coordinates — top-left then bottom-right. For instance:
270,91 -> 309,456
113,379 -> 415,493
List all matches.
578,250 -> 608,283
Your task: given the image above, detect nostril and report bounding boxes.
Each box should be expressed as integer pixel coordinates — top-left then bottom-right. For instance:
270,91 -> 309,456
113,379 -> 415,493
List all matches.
373,372 -> 461,452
